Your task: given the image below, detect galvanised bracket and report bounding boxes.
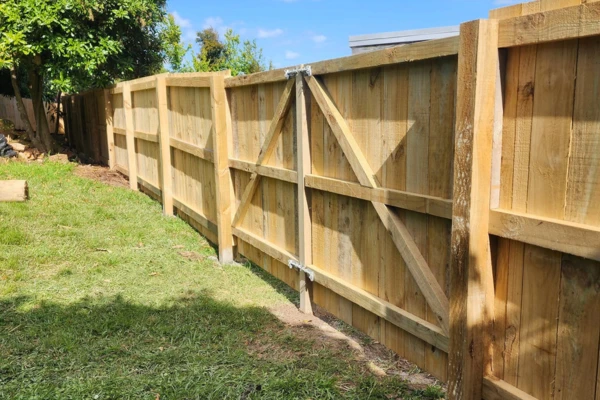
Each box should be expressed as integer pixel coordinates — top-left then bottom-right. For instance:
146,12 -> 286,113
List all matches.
288,260 -> 315,282
284,65 -> 312,80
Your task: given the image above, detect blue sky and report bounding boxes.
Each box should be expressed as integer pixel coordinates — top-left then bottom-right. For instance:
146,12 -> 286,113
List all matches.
169,0 -> 519,68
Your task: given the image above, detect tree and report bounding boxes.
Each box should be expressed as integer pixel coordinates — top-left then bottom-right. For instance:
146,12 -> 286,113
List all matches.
0,0 -> 167,152
194,28 -> 267,76
195,28 -> 225,68
161,14 -> 192,73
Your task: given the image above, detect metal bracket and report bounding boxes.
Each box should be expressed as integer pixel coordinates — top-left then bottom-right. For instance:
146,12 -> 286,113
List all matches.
288,260 -> 315,282
284,65 -> 312,80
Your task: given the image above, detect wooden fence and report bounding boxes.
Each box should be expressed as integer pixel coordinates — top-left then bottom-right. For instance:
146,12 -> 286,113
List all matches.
62,1 -> 600,399
0,95 -> 60,133
61,90 -> 108,162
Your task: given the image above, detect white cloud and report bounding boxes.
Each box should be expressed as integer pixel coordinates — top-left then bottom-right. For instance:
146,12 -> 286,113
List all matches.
258,28 -> 284,39
171,11 -> 191,29
203,16 -> 225,30
312,34 -> 327,43
171,11 -> 196,45
285,50 -> 300,60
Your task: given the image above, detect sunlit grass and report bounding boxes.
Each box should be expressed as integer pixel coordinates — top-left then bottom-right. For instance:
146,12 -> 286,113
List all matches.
0,160 -> 444,399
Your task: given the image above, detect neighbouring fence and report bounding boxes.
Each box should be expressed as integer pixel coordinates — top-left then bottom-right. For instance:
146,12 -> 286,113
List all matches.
61,90 -> 108,162
62,1 -> 600,399
0,95 -> 61,133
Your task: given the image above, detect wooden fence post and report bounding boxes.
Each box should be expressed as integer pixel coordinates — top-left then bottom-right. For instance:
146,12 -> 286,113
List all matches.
123,84 -> 138,191
103,89 -> 116,169
448,19 -> 498,400
296,72 -> 313,315
156,76 -> 174,216
211,74 -> 234,263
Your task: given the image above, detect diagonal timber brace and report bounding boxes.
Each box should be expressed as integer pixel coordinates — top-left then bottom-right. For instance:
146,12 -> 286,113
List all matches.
305,74 -> 450,334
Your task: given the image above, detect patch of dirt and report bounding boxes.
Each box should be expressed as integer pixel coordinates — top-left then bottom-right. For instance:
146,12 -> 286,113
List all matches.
0,123 -> 75,162
178,251 -> 204,261
74,164 -> 129,188
263,303 -> 445,392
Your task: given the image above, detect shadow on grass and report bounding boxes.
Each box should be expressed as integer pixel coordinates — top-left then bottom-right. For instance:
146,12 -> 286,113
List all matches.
241,261 -> 299,306
0,292 -> 422,400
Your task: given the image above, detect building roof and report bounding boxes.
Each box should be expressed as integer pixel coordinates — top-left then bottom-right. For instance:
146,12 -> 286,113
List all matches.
349,25 -> 459,54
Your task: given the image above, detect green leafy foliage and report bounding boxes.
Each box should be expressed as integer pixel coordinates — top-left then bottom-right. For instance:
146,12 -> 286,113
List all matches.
0,0 -> 167,94
194,28 -> 268,76
161,13 -> 192,73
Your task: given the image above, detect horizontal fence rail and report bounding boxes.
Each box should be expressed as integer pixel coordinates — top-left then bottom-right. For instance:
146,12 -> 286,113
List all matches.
63,1 -> 600,399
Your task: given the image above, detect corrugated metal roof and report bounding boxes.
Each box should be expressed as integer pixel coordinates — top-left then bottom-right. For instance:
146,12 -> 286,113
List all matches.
349,25 -> 459,49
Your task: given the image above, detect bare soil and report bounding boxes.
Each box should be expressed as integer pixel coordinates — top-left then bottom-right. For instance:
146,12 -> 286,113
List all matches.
266,303 -> 444,392
73,164 -> 129,188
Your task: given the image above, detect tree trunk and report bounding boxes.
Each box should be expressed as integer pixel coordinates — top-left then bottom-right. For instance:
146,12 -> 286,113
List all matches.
29,69 -> 53,153
55,91 -> 62,135
9,65 -> 39,147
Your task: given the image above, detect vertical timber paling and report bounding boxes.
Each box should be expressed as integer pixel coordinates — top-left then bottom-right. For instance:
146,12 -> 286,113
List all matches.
296,72 -> 313,315
211,74 -> 234,263
123,84 -> 138,191
104,89 -> 116,170
156,76 -> 174,216
448,19 -> 499,400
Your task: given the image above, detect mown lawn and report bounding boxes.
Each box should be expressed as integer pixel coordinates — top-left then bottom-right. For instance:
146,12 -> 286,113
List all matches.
0,160 -> 444,399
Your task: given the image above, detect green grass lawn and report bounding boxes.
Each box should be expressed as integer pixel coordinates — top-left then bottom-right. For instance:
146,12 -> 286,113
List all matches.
0,160 -> 444,399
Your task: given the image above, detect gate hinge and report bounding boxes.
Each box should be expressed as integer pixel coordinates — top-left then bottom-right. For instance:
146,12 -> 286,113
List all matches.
288,260 -> 315,282
284,65 -> 312,80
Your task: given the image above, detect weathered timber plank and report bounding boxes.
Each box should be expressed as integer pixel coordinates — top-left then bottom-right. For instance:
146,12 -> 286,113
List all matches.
210,74 -> 234,263
482,376 -> 538,400
448,19 -> 498,400
0,181 -> 28,202
156,76 -> 174,216
169,137 -> 214,162
498,3 -> 600,47
133,131 -> 159,143
224,36 -> 459,88
489,209 -> 600,261
305,175 -> 453,219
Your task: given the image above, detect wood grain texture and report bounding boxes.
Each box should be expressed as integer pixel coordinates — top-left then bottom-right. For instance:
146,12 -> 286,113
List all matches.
305,175 -> 453,219
308,71 -> 450,335
122,84 -> 138,191
498,3 -> 600,47
156,78 -> 173,215
565,36 -> 600,226
448,19 -> 498,400
489,209 -> 600,261
518,245 -> 561,400
554,255 -> 600,400
296,74 -> 313,314
211,74 -> 234,263
482,376 -> 538,400
526,40 -> 577,219
104,89 -> 116,169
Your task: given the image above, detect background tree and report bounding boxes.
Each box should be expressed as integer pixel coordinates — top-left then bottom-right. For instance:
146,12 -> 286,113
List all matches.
194,28 -> 267,76
0,0 -> 168,152
161,14 -> 192,73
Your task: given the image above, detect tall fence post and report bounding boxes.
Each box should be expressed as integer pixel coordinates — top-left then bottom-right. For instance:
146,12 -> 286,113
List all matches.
104,89 -> 116,169
122,84 -> 138,191
296,72 -> 313,315
156,76 -> 174,216
211,74 -> 234,263
448,19 -> 499,400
